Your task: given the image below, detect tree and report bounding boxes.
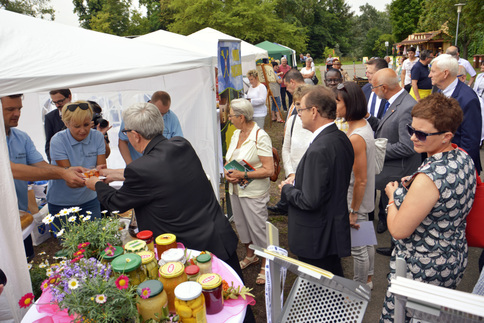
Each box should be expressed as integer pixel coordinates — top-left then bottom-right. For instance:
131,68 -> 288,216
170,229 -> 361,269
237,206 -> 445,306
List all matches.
1,0 -> 54,19
89,0 -> 131,35
373,34 -> 396,58
389,0 -> 422,42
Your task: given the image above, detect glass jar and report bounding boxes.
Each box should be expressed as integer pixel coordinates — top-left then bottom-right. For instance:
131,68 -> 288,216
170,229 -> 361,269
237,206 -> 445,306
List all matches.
137,230 -> 154,253
124,239 -> 148,254
137,280 -> 169,322
174,282 -> 207,323
111,253 -> 146,287
196,253 -> 212,275
185,265 -> 200,282
99,246 -> 123,264
137,251 -> 159,281
159,262 -> 187,313
159,248 -> 186,267
155,233 -> 177,259
197,273 -> 224,315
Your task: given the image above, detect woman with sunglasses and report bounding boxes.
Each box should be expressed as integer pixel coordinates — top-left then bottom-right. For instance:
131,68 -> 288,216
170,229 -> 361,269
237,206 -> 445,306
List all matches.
380,93 -> 477,322
333,82 -> 376,289
47,101 -> 106,226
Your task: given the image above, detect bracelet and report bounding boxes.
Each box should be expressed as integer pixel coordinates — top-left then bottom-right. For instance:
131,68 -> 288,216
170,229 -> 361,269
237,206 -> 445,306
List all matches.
349,208 -> 358,214
385,201 -> 395,213
244,169 -> 248,179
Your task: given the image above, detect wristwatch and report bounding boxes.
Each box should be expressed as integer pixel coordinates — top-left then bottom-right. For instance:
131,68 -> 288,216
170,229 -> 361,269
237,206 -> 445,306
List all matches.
349,208 -> 358,214
244,170 -> 249,180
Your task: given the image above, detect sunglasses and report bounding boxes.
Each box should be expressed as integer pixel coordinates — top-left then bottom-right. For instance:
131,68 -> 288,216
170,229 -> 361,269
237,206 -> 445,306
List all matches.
66,103 -> 90,112
406,124 -> 447,141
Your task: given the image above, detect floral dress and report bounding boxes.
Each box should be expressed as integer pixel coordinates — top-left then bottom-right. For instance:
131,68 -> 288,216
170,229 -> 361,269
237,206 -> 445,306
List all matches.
380,148 -> 477,322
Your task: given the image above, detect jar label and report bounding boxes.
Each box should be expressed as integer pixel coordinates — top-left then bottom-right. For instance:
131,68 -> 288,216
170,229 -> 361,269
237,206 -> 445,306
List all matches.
167,263 -> 175,273
201,275 -> 215,284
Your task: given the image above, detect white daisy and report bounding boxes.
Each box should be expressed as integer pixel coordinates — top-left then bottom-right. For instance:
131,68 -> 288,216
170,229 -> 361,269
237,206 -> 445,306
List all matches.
82,216 -> 91,222
46,268 -> 53,276
38,251 -> 46,256
86,211 -> 92,215
59,208 -> 70,216
95,294 -> 107,304
28,264 -> 33,270
60,260 -> 67,266
68,278 -> 79,290
55,229 -> 65,238
68,216 -> 77,222
39,263 -> 47,268
70,207 -> 82,213
112,211 -> 119,215
101,210 -> 108,214
42,215 -> 54,224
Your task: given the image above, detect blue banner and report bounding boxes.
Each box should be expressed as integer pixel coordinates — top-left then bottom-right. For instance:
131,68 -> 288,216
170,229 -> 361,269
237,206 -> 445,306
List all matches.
218,40 -> 243,94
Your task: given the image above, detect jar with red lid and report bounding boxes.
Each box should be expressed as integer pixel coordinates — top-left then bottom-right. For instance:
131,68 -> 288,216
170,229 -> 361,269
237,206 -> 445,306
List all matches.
197,273 -> 224,314
185,265 -> 200,282
137,230 -> 154,253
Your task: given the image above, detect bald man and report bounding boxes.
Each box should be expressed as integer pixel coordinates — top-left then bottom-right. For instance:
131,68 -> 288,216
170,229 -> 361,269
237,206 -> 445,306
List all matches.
371,69 -> 421,238
446,46 -> 476,87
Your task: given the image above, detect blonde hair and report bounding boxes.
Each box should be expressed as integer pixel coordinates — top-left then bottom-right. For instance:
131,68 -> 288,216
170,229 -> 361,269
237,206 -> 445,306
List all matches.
62,100 -> 93,125
247,69 -> 258,79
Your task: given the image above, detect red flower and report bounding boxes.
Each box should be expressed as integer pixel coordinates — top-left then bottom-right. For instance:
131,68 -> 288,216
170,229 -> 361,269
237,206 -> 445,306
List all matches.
48,275 -> 60,285
19,293 -> 35,308
70,255 -> 84,263
78,242 -> 90,249
73,249 -> 85,257
115,275 -> 129,290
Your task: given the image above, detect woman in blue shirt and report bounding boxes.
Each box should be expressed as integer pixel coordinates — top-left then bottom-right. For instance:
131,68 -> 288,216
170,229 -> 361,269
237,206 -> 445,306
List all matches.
47,101 -> 106,224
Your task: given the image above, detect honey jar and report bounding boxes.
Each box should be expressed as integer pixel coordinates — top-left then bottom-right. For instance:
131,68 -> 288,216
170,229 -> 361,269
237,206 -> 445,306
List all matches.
137,280 -> 169,322
197,273 -> 224,315
174,281 -> 207,323
159,262 -> 187,313
111,253 -> 145,287
137,251 -> 159,281
155,233 -> 177,259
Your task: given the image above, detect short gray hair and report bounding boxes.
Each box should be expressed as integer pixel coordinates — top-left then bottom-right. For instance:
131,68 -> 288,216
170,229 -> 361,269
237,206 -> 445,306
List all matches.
432,54 -> 458,77
123,103 -> 164,139
306,57 -> 313,63
230,98 -> 253,122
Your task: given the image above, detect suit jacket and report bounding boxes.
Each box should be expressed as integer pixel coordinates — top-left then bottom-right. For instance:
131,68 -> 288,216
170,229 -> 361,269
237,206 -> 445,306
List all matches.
375,90 -> 421,190
95,135 -> 238,260
451,80 -> 482,173
281,123 -> 354,259
362,82 -> 387,131
44,109 -> 65,161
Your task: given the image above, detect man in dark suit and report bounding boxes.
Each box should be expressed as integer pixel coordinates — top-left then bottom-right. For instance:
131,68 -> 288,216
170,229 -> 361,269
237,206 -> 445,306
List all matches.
372,69 -> 421,255
429,54 -> 482,173
45,89 -> 71,162
362,58 -> 388,131
279,86 -> 354,276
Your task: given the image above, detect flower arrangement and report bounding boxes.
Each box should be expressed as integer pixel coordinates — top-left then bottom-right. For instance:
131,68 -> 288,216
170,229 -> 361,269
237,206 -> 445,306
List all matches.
43,208 -> 122,259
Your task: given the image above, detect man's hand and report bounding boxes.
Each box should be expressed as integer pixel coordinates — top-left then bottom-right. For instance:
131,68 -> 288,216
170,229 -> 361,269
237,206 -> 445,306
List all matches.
278,177 -> 293,193
99,168 -> 125,183
62,167 -> 86,188
85,176 -> 101,191
96,124 -> 112,135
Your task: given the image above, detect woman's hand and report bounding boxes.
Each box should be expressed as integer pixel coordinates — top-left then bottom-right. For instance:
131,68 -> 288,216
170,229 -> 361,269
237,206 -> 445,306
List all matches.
225,170 -> 241,184
385,181 -> 399,200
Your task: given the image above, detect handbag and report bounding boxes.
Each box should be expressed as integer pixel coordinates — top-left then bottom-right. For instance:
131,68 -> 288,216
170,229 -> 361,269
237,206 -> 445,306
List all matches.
256,129 -> 281,182
374,137 -> 388,174
311,74 -> 319,85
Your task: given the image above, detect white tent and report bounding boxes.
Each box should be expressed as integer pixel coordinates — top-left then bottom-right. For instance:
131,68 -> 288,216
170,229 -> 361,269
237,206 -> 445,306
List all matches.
187,27 -> 268,75
0,10 -> 219,321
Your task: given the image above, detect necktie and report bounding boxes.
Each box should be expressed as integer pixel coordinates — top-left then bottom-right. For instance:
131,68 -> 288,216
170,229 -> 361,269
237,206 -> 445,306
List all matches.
382,101 -> 390,117
369,93 -> 377,116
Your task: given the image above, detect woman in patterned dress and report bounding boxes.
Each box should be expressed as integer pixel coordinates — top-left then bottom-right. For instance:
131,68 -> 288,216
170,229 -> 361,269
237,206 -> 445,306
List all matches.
380,93 -> 477,322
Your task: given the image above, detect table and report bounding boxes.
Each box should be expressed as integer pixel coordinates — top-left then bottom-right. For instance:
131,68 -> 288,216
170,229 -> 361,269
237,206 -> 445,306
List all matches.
22,249 -> 250,323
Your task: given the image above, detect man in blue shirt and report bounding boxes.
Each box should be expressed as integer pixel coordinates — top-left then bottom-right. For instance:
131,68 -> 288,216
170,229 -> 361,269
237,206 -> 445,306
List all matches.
118,91 -> 183,164
2,94 -> 86,211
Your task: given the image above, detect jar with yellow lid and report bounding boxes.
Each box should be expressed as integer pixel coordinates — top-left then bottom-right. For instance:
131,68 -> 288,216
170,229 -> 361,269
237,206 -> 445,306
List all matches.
111,253 -> 146,287
185,265 -> 200,282
137,251 -> 159,281
195,253 -> 212,275
159,262 -> 187,313
99,245 -> 123,264
155,233 -> 177,259
124,239 -> 147,254
137,280 -> 169,322
197,273 -> 224,314
174,282 -> 207,323
137,230 -> 154,253
159,248 -> 186,267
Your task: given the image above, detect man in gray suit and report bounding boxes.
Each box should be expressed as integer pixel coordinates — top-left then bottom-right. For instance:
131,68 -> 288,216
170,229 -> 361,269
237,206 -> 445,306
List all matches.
372,69 -> 421,252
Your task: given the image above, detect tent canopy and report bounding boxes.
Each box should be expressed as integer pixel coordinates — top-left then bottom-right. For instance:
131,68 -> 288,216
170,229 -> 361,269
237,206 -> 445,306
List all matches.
187,27 -> 268,75
256,40 -> 294,66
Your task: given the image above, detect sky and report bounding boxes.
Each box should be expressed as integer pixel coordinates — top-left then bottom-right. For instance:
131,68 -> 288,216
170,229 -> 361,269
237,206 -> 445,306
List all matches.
50,0 -> 393,27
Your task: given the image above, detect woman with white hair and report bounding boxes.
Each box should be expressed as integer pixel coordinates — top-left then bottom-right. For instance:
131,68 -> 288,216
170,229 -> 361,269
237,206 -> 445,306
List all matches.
301,58 -> 315,85
225,98 -> 274,285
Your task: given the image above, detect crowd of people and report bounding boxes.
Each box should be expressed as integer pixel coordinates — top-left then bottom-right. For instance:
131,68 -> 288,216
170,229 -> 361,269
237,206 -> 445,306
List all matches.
3,47 -> 484,322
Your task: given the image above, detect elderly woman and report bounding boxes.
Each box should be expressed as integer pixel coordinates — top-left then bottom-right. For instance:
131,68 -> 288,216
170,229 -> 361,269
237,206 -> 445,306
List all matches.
47,101 -> 106,223
300,58 -> 315,85
333,82 -> 376,288
246,69 -> 268,129
380,93 -> 477,322
225,98 -> 274,285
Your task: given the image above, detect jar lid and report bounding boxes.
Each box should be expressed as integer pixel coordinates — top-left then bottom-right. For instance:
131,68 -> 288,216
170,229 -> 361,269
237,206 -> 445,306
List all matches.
174,282 -> 202,301
125,239 -> 147,252
136,230 -> 153,240
185,265 -> 200,276
161,248 -> 185,263
137,251 -> 155,264
196,253 -> 211,264
100,246 -> 124,260
137,280 -> 163,298
159,262 -> 185,278
198,273 -> 222,290
111,253 -> 142,273
155,233 -> 176,245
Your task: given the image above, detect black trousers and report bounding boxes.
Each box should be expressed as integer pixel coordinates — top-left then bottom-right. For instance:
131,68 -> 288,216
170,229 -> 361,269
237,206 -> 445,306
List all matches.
280,87 -> 292,111
298,254 -> 344,277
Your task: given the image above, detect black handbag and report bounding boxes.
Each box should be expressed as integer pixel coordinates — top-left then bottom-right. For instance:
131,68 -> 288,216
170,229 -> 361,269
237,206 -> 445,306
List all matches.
311,74 -> 319,85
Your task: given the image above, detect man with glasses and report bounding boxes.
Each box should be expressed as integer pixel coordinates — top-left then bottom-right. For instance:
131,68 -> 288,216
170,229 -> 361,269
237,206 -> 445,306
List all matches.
371,68 -> 420,247
361,58 -> 388,131
324,68 -> 343,89
45,89 -> 71,161
279,86 -> 354,275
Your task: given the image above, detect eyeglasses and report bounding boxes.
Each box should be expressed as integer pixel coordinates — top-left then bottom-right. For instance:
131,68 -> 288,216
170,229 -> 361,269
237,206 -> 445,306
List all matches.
297,107 -> 312,115
121,129 -> 133,135
370,84 -> 384,90
228,114 -> 240,118
51,97 -> 68,106
326,78 -> 342,84
66,103 -> 90,112
406,124 -> 447,141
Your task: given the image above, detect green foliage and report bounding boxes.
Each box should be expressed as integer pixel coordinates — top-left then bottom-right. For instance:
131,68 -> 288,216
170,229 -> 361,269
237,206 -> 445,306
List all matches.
29,264 -> 48,300
389,0 -> 422,42
373,34 -> 396,58
89,0 -> 131,35
1,0 -> 54,19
